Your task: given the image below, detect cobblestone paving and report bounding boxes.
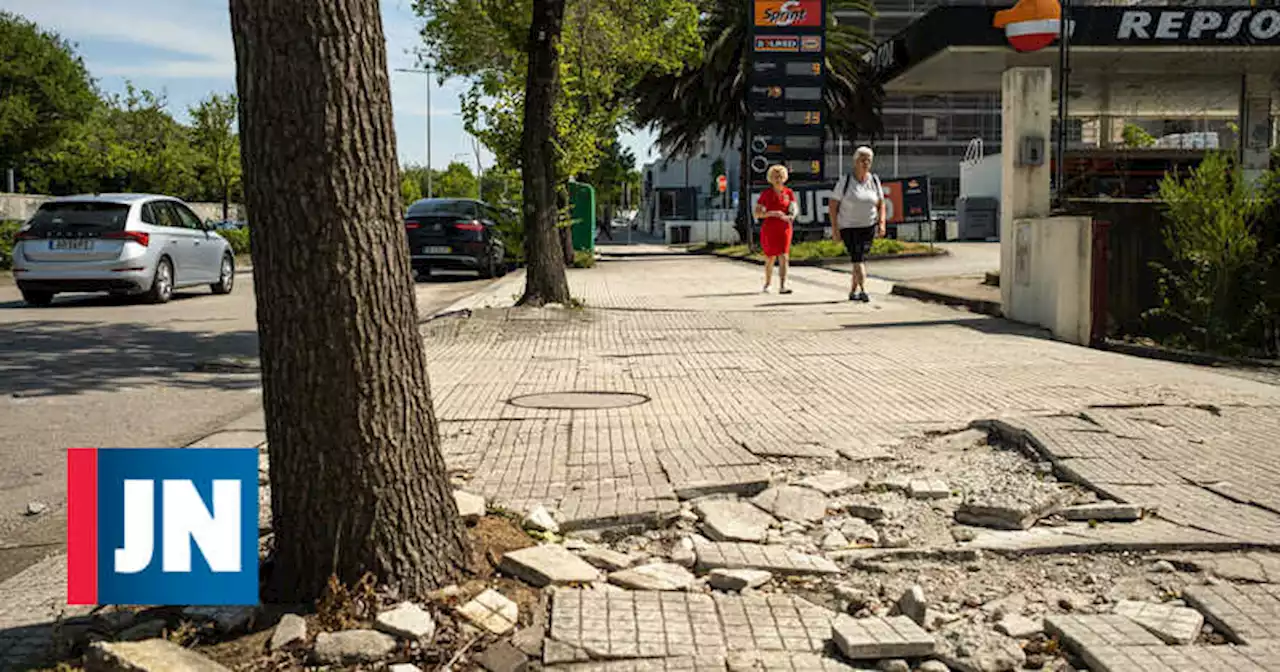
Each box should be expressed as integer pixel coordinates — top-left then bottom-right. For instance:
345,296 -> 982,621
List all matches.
694,542 -> 842,576
1183,583 -> 1280,645
1080,643 -> 1280,672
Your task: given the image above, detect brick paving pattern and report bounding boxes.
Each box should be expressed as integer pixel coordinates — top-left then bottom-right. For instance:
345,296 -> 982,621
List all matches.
1080,643 -> 1280,672
1183,584 -> 1280,645
694,542 -> 842,576
830,615 -> 936,659
547,590 -> 841,662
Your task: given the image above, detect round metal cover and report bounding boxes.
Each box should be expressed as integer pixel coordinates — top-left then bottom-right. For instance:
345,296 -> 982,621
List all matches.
508,391 -> 650,410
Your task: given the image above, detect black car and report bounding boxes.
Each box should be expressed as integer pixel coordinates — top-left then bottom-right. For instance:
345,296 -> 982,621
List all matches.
404,198 -> 508,279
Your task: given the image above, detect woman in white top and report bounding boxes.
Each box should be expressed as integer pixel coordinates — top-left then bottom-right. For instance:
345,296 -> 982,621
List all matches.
828,147 -> 886,302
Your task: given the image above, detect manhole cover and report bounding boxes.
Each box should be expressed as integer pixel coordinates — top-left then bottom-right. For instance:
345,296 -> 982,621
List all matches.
508,391 -> 650,410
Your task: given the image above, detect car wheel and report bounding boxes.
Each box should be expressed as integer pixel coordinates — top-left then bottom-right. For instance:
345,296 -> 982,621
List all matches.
145,257 -> 174,304
479,249 -> 498,279
21,290 -> 54,307
211,254 -> 235,295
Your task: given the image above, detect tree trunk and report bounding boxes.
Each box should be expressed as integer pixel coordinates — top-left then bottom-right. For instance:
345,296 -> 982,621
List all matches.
221,182 -> 230,221
228,0 -> 469,602
518,0 -> 571,306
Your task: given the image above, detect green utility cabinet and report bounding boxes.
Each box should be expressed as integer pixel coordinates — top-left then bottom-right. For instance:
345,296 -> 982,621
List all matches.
568,181 -> 596,252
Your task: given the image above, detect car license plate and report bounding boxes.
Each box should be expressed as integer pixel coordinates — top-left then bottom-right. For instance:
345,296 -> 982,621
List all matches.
422,246 -> 450,254
51,239 -> 93,251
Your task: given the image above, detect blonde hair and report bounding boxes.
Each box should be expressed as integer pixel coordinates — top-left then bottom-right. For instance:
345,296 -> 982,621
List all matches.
767,164 -> 789,182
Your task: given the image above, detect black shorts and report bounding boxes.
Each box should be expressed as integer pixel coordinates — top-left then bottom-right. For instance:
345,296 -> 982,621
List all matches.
840,227 -> 874,263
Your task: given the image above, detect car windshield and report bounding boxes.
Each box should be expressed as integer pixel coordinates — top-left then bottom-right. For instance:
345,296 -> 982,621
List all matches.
407,200 -> 476,218
26,202 -> 129,235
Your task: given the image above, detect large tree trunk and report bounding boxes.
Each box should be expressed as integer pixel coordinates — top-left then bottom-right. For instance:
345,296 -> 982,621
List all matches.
518,0 -> 571,306
228,0 -> 469,602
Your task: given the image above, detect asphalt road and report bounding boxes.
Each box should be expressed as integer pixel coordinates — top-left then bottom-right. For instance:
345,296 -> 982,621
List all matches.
0,269 -> 498,582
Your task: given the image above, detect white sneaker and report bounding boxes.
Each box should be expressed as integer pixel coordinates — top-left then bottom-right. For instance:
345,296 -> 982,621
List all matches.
762,285 -> 770,293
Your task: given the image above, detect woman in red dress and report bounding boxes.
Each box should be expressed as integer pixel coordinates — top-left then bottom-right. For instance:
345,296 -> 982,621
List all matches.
753,164 -> 798,294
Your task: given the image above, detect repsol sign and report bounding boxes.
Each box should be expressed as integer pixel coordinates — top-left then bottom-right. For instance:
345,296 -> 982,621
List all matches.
1114,9 -> 1280,43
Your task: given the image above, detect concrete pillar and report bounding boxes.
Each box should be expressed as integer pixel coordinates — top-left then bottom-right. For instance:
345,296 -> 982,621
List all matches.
1000,67 -> 1053,311
1240,74 -> 1275,187
1099,79 -> 1119,149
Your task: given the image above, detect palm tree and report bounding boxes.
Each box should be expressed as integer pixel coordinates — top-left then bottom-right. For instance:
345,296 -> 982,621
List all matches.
631,0 -> 883,241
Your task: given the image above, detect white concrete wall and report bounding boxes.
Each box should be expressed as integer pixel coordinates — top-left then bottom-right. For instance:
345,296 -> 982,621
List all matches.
1005,216 -> 1094,346
960,153 -> 1001,200
1000,67 -> 1054,313
0,193 -> 245,222
664,219 -> 742,245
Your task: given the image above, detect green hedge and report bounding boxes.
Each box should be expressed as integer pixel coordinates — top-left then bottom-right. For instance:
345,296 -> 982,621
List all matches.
0,220 -> 22,271
220,227 -> 250,255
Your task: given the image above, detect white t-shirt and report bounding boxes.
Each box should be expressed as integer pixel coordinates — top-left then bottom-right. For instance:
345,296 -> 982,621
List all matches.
832,172 -> 883,230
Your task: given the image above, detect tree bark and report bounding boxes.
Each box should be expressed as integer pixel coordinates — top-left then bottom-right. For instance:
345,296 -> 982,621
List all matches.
228,0 -> 470,602
518,0 -> 571,306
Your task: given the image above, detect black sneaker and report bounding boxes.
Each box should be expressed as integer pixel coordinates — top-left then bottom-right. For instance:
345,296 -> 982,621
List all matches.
848,291 -> 857,301
780,288 -> 793,295
857,291 -> 870,303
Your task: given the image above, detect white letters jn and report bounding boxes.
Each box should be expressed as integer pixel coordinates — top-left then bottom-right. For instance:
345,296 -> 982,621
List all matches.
115,479 -> 242,573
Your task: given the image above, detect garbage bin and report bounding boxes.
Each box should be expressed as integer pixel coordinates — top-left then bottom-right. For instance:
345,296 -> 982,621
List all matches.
568,182 -> 596,252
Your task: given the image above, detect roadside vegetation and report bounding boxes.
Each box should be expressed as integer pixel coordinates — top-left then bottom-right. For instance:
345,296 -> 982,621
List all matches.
703,238 -> 933,262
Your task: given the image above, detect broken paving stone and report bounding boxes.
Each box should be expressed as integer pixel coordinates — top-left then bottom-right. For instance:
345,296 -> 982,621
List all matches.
1113,599 -> 1204,645
798,470 -> 865,496
822,530 -> 850,551
375,601 -> 436,640
994,615 -> 1042,639
1149,560 -> 1176,574
182,605 -> 255,633
936,621 -> 1025,672
608,562 -> 695,591
87,639 -> 230,672
877,659 -> 910,672
312,630 -> 398,665
475,640 -> 530,672
846,500 -> 897,522
871,475 -> 911,493
389,665 -> 423,672
954,481 -> 1066,531
1060,502 -> 1142,522
840,518 -> 881,546
895,585 -> 927,626
708,568 -> 772,591
454,491 -> 486,523
752,485 -> 828,523
909,480 -> 950,501
577,547 -> 636,571
832,615 -> 936,659
458,589 -> 519,635
523,505 -> 560,533
918,661 -> 951,672
951,527 -> 979,543
270,614 -> 307,651
499,544 -> 601,587
934,429 -> 989,451
671,537 -> 697,568
696,498 -> 778,543
696,541 -> 841,575
24,501 -> 47,516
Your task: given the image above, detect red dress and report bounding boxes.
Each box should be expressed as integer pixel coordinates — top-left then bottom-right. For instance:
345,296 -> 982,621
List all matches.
757,187 -> 795,257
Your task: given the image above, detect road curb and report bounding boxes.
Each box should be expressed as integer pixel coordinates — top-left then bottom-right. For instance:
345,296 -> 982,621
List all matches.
424,269 -> 526,321
890,282 -> 1002,317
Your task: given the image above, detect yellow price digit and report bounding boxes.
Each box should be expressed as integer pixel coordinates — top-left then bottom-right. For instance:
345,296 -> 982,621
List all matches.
811,63 -> 821,75
805,111 -> 821,124
811,160 -> 821,174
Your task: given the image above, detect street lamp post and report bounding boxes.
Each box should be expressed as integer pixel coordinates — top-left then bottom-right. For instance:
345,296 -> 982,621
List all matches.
395,67 -> 433,198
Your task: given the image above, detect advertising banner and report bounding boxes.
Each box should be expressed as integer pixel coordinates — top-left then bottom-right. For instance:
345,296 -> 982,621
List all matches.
748,175 -> 933,230
754,0 -> 823,28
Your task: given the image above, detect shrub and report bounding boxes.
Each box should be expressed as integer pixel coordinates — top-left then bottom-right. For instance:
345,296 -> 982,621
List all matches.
0,220 -> 22,271
572,250 -> 596,268
1146,151 -> 1276,356
220,227 -> 250,255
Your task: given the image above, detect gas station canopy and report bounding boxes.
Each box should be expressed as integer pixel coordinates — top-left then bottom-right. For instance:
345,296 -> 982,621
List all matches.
868,5 -> 1280,115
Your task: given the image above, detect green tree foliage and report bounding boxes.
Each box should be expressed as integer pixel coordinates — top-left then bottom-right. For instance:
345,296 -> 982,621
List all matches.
1147,151 -> 1278,356
190,93 -> 242,219
582,136 -> 638,220
0,12 -> 97,173
435,161 -> 478,198
415,0 -> 700,179
401,173 -> 424,205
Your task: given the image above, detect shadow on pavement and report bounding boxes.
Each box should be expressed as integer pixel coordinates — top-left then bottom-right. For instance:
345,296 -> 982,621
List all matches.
839,316 -> 1053,339
0,320 -> 260,397
757,300 -> 846,308
0,291 -> 211,311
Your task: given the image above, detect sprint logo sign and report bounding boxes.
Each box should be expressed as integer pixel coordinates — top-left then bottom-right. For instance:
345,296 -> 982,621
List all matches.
67,448 -> 259,605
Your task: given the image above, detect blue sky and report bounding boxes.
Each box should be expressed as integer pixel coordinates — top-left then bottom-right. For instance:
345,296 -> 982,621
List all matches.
5,0 -> 660,174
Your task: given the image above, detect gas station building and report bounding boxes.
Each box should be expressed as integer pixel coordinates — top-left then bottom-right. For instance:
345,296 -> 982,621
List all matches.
869,2 -> 1278,345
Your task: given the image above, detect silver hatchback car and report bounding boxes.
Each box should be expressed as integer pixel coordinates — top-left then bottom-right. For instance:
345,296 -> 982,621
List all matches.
10,194 -> 236,306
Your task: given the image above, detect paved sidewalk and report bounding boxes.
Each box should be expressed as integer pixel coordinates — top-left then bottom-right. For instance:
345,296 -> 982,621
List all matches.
425,254 -> 1279,533
5,251 -> 1279,668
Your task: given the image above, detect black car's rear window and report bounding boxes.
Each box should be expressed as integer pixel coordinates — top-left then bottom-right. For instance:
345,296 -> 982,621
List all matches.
406,200 -> 476,218
26,202 -> 129,235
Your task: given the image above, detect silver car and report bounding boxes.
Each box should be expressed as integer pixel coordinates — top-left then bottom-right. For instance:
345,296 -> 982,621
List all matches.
10,194 -> 236,306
